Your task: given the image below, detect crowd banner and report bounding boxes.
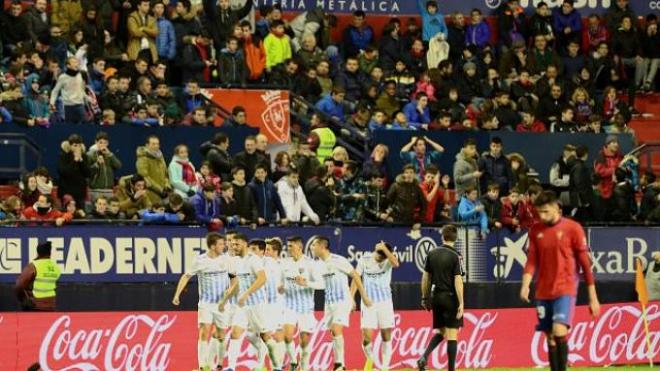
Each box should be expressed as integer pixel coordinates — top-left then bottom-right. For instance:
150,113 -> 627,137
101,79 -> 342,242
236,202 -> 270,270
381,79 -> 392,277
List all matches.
0,302 -> 657,370
253,0 -> 654,15
207,89 -> 290,143
486,227 -> 660,282
0,226 -> 481,283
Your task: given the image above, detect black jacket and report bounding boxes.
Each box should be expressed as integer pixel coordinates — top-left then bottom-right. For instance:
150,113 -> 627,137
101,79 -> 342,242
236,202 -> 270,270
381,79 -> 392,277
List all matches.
1,13 -> 29,45
218,49 -> 247,85
611,29 -> 641,59
234,151 -> 269,181
22,6 -> 50,44
569,158 -> 593,208
199,141 -> 233,182
57,142 -> 91,207
478,152 -> 513,195
447,25 -> 466,63
611,181 -> 635,221
165,201 -> 196,222
378,34 -> 407,72
386,178 -> 426,224
481,195 -> 502,229
231,182 -> 258,223
304,178 -> 335,223
203,0 -> 252,49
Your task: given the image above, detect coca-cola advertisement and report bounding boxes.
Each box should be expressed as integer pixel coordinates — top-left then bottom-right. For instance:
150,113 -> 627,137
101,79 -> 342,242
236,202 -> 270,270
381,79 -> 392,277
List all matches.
1,303 -> 658,370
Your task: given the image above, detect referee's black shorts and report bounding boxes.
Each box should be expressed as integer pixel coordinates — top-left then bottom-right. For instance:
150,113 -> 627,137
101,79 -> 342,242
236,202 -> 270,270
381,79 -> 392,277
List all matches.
432,291 -> 463,329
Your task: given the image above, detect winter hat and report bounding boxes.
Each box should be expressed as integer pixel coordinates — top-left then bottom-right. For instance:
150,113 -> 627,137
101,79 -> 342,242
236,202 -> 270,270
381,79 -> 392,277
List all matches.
605,134 -> 618,144
463,61 -> 477,72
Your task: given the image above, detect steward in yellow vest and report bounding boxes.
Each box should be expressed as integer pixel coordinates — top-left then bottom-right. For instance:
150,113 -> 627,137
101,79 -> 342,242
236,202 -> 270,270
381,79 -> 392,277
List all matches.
15,241 -> 61,311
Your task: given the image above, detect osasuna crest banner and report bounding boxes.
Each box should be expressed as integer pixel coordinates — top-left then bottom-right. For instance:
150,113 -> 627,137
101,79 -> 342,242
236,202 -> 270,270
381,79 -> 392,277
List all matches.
207,89 -> 290,143
252,0 -> 656,15
0,303 -> 657,370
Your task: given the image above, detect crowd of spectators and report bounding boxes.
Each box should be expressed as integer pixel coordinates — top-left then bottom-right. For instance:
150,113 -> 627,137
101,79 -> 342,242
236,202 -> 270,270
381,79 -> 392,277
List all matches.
0,0 -> 659,230
1,129 -> 658,231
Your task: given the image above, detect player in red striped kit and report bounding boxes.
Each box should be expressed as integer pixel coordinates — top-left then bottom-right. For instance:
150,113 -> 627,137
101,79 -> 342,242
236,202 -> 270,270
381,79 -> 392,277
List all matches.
520,190 -> 600,371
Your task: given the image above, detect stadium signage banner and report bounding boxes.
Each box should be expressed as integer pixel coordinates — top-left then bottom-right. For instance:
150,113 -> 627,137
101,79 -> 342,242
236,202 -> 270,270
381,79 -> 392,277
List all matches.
0,303 -> 657,370
486,227 -> 660,282
253,0 -> 652,15
0,226 -> 477,283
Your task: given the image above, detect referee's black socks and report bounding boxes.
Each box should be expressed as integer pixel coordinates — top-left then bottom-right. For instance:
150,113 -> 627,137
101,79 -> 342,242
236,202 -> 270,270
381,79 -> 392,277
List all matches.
422,333 -> 444,359
447,340 -> 457,371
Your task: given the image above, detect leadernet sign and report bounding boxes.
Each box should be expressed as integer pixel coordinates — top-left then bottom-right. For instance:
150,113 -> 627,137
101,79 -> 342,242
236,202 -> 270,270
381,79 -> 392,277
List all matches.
0,303 -> 658,370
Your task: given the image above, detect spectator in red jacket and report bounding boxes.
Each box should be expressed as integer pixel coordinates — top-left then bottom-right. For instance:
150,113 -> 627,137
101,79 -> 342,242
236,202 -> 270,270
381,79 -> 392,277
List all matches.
516,110 -> 547,132
22,194 -> 72,226
419,165 -> 451,224
594,135 -> 623,219
582,14 -> 609,54
500,187 -> 536,232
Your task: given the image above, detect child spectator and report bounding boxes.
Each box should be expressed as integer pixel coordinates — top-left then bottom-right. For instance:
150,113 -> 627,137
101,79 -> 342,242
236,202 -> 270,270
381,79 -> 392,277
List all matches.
87,131 -> 122,201
190,184 -> 222,229
453,138 -> 481,196
481,183 -> 503,230
465,8 -> 491,50
219,37 -> 247,86
229,166 -> 258,224
196,161 -> 222,193
500,187 -> 535,232
165,193 -> 196,222
249,163 -> 287,225
88,196 -> 114,220
264,20 -> 292,70
57,134 -> 90,208
402,93 -> 431,130
457,185 -> 488,237
420,165 -> 451,224
551,107 -> 577,133
0,196 -> 23,221
107,197 -> 126,220
169,144 -> 199,199
315,87 -> 345,121
22,194 -> 71,226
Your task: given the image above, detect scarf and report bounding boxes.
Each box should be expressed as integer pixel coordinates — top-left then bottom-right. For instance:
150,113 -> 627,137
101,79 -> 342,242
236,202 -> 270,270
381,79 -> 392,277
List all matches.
65,68 -> 80,77
176,160 -> 196,185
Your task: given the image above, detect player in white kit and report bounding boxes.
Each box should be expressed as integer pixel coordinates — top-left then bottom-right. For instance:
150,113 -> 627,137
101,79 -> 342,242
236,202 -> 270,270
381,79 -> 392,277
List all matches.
311,235 -> 371,371
172,232 -> 230,371
218,233 -> 271,371
280,236 -> 324,370
351,241 -> 400,371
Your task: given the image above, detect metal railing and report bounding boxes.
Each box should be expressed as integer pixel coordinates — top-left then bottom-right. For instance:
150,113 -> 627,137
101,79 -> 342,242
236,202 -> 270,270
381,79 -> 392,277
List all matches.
0,133 -> 42,180
627,142 -> 660,174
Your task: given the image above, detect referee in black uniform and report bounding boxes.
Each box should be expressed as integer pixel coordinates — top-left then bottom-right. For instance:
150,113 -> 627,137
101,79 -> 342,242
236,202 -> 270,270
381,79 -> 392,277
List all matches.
417,224 -> 465,371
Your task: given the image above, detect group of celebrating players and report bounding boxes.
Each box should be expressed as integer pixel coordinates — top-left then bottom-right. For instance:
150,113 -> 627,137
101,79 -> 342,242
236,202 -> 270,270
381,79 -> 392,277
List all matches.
172,231 -> 400,371
172,190 -> 601,371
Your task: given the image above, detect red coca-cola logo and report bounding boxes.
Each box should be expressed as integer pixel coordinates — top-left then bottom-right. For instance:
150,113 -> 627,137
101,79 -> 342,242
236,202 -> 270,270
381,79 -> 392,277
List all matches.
39,314 -> 175,371
531,304 -> 660,366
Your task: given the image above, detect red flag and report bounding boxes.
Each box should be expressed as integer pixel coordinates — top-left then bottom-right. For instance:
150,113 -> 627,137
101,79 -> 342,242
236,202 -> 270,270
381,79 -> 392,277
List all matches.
636,258 -> 649,307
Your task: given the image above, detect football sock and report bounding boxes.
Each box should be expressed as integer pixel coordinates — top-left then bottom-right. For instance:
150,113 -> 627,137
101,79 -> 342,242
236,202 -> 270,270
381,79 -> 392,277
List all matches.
422,333 -> 444,359
382,340 -> 393,369
447,340 -> 457,371
333,335 -> 345,366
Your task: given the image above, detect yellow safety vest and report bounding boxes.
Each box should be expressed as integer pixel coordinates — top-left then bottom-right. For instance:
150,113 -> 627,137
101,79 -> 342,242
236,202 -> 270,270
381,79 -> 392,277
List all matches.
312,127 -> 336,164
32,259 -> 61,299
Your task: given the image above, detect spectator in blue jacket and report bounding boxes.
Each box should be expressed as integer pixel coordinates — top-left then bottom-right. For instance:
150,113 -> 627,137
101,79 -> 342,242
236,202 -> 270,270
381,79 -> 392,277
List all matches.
342,11 -> 374,57
249,164 -> 287,225
402,93 -> 431,130
399,135 -> 445,179
416,0 -> 448,42
154,1 -> 177,63
553,0 -> 582,55
139,202 -> 181,223
315,87 -> 346,120
457,185 -> 489,237
190,184 -> 222,225
465,8 -> 491,50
